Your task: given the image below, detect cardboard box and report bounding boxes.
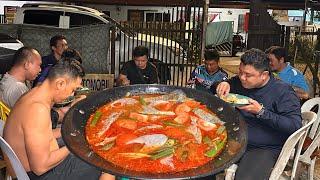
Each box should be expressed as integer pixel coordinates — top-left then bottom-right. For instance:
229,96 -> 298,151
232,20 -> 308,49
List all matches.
82,74 -> 114,91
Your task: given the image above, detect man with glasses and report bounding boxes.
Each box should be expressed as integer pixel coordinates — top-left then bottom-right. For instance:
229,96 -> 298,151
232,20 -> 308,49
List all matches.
117,46 -> 159,86
215,48 -> 302,180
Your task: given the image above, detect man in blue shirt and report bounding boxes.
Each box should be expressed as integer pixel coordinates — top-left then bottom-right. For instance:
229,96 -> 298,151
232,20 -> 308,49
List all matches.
188,49 -> 228,93
266,46 -> 309,99
216,49 -> 302,180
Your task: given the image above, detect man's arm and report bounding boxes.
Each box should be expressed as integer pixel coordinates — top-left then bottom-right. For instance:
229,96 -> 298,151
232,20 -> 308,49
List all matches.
117,62 -> 130,86
187,68 -> 197,84
149,65 -> 159,84
23,103 -> 69,175
244,89 -> 302,135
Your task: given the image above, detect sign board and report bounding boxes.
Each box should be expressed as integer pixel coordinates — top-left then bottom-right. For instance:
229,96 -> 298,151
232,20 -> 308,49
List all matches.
272,10 -> 288,22
82,74 -> 114,91
4,6 -> 18,24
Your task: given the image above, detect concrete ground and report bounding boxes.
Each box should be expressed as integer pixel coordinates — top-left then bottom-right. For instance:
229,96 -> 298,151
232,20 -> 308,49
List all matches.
220,56 -> 241,77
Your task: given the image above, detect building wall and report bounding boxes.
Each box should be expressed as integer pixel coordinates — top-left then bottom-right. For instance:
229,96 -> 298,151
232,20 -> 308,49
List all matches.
86,4 -> 249,32
85,4 -> 172,22
208,8 -> 249,32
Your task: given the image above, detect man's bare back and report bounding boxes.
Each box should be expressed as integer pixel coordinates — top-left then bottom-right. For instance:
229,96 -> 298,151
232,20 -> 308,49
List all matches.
4,60 -> 114,180
4,84 -> 69,175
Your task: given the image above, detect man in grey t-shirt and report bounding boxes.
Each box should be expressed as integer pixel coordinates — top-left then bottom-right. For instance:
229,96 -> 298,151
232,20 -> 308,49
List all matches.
0,47 -> 41,108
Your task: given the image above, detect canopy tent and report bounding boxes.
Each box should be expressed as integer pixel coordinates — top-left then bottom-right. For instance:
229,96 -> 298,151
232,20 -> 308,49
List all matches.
205,21 -> 233,46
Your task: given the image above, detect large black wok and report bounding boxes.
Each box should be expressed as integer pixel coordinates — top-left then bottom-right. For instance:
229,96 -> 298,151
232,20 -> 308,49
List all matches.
62,84 -> 247,179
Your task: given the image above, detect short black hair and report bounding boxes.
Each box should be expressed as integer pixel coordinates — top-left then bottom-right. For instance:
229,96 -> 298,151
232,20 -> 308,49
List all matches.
50,35 -> 67,47
12,47 -> 36,66
61,48 -> 82,64
265,46 -> 288,62
47,60 -> 85,81
133,46 -> 149,58
241,48 -> 270,72
204,49 -> 220,62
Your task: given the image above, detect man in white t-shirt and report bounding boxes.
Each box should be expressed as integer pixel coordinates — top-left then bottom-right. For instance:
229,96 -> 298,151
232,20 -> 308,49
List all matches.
0,47 -> 41,108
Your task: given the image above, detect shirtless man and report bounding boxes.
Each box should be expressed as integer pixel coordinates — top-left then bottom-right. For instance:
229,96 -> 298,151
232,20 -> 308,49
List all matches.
3,61 -> 114,180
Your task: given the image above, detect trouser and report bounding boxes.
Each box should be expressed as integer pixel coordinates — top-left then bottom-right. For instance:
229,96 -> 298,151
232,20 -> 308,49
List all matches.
235,147 -> 280,180
27,154 -> 101,180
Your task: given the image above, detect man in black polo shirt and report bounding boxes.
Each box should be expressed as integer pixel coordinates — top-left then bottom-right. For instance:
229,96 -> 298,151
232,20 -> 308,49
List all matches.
117,46 -> 159,86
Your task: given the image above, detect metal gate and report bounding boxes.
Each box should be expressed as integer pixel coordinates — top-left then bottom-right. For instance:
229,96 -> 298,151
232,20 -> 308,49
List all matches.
247,0 -> 284,51
110,0 -> 204,87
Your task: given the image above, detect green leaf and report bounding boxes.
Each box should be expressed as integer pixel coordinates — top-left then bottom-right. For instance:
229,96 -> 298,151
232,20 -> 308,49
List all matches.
150,147 -> 174,160
163,121 -> 184,127
216,126 -> 226,135
203,136 -> 212,145
204,140 -> 225,158
139,96 -> 147,106
101,141 -> 114,151
90,111 -> 102,127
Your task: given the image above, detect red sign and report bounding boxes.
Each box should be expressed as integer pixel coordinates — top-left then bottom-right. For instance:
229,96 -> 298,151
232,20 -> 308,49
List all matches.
244,12 -> 249,32
4,6 -> 18,24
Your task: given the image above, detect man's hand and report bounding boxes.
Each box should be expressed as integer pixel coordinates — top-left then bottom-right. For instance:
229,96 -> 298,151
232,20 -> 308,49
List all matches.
292,86 -> 309,100
55,95 -> 87,122
195,77 -> 204,83
52,128 -> 61,138
71,95 -> 86,106
216,82 -> 231,97
121,77 -> 130,86
117,74 -> 130,86
187,78 -> 195,85
237,99 -> 263,115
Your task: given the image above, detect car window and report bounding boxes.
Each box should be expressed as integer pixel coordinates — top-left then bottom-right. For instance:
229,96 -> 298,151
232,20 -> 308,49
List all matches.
24,10 -> 61,27
66,13 -> 104,27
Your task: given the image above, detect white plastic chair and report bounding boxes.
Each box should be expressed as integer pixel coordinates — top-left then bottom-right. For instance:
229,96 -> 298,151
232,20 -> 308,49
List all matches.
0,121 -> 30,180
225,111 -> 317,180
0,136 -> 30,180
0,118 -> 11,180
299,97 -> 320,180
269,111 -> 317,180
301,97 -> 320,138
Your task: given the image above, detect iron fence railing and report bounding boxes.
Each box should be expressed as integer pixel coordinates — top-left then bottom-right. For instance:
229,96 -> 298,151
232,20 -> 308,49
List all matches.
0,15 -> 5,24
112,2 -> 204,87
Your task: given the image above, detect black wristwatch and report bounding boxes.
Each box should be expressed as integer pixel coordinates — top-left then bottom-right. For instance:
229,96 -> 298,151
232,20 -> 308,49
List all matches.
256,105 -> 265,118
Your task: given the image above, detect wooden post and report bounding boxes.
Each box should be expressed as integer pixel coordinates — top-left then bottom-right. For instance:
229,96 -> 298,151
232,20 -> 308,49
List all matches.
284,26 -> 291,63
302,0 -> 307,28
310,7 -> 314,25
201,0 -> 209,61
314,29 -> 320,96
110,26 -> 116,74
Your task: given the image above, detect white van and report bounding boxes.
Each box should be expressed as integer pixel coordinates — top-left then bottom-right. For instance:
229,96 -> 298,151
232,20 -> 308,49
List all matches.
14,3 -> 183,79
14,3 -> 110,29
